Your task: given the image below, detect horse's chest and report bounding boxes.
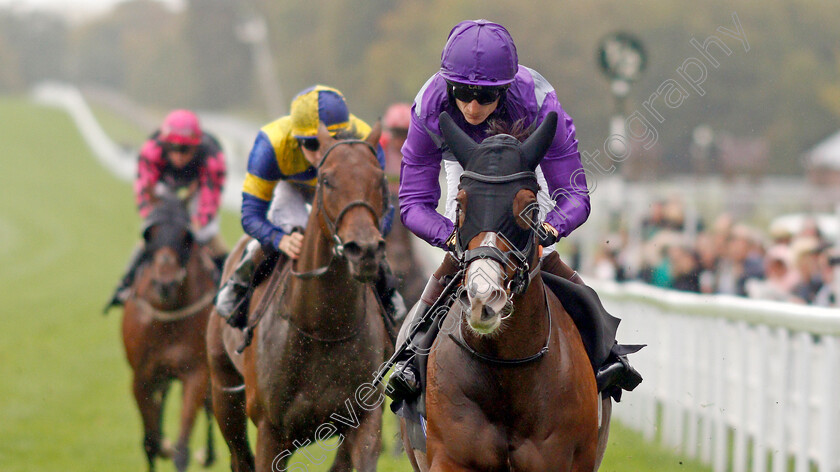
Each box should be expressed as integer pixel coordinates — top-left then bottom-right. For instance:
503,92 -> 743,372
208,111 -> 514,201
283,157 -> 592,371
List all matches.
259,333 -> 383,432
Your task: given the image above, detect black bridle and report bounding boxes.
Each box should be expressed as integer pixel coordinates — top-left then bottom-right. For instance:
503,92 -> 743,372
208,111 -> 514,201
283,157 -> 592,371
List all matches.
290,139 -> 386,279
449,170 -> 549,366
454,170 -> 542,296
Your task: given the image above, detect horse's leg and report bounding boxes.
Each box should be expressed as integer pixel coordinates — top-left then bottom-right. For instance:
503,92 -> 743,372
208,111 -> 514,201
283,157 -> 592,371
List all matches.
172,370 -> 207,472
592,396 -> 612,471
328,439 -> 352,472
254,420 -> 294,472
200,393 -> 216,468
132,374 -> 166,472
343,408 -> 383,472
207,317 -> 255,471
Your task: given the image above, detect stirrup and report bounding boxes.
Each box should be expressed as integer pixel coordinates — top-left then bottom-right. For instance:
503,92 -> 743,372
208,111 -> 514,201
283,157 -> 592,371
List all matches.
386,360 -> 421,401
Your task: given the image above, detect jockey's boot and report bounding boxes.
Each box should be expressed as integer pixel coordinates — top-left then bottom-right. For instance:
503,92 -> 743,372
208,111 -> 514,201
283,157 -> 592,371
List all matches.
215,239 -> 263,329
596,349 -> 643,396
375,260 -> 408,325
210,254 -> 227,285
212,254 -> 227,273
542,253 -> 644,400
103,245 -> 145,314
386,273 -> 447,402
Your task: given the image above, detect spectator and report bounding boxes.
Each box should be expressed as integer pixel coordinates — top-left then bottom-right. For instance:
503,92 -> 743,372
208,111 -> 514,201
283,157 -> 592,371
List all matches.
669,243 -> 701,292
745,245 -> 800,302
695,232 -> 720,294
715,224 -> 764,296
791,236 -> 825,304
813,245 -> 838,307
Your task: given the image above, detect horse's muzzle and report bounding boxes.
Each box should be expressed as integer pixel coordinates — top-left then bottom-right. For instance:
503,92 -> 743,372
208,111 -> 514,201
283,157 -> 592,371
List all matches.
342,238 -> 386,281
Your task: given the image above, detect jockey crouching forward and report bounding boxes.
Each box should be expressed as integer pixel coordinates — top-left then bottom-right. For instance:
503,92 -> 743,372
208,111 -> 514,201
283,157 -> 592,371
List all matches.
105,109 -> 227,312
215,85 -> 406,329
386,20 -> 642,405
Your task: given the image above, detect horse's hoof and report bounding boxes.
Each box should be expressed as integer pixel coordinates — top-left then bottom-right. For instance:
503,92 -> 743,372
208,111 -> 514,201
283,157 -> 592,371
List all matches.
195,448 -> 216,468
173,445 -> 190,471
159,438 -> 174,459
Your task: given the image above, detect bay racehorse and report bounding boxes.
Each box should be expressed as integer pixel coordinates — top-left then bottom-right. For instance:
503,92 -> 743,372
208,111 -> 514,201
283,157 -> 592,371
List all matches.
207,123 -> 391,472
122,198 -> 217,472
401,111 -> 610,471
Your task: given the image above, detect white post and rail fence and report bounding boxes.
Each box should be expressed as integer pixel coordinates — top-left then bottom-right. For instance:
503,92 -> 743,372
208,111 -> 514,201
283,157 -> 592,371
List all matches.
594,279 -> 840,472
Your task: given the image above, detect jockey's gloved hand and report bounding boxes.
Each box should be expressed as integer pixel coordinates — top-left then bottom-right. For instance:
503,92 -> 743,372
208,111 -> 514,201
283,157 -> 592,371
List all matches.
539,222 -> 559,247
445,230 -> 458,253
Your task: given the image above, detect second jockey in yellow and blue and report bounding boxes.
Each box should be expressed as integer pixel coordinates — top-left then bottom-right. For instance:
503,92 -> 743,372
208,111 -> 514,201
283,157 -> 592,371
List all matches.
215,85 -> 404,328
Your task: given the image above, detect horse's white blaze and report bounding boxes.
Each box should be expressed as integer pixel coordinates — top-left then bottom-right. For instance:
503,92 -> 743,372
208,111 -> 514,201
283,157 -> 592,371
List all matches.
465,233 -> 509,332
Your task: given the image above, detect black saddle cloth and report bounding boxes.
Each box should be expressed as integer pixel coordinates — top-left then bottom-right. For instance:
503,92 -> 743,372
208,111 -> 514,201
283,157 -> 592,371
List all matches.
540,271 -> 620,370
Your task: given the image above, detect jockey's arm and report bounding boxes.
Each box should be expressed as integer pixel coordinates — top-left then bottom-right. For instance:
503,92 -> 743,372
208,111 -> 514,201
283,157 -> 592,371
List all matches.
536,101 -> 591,238
194,139 -> 227,228
135,140 -> 164,219
398,116 -> 455,249
241,131 -> 288,249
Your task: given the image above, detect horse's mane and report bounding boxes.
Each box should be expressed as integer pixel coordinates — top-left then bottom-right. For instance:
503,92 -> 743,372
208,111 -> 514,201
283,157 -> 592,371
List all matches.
334,128 -> 358,141
485,117 -> 531,141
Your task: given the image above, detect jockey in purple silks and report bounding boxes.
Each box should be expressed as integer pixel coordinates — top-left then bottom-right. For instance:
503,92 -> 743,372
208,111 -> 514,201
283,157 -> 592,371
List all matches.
387,19 -> 642,406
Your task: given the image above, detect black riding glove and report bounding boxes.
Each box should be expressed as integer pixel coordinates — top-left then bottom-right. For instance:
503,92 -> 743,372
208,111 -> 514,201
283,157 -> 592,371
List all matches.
538,222 -> 559,247
445,229 -> 458,253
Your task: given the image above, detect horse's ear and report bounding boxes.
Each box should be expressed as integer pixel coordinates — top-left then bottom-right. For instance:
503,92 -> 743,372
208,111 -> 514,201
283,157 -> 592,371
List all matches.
365,120 -> 382,149
439,112 -> 475,169
315,121 -> 334,148
521,111 -> 558,171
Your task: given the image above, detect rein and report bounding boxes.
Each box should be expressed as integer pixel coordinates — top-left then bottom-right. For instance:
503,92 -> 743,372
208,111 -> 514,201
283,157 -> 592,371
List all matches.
134,291 -> 215,323
290,139 -> 382,279
448,286 -> 551,366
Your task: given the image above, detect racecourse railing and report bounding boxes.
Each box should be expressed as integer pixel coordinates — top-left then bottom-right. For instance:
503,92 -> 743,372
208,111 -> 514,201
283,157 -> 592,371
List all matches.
592,280 -> 840,472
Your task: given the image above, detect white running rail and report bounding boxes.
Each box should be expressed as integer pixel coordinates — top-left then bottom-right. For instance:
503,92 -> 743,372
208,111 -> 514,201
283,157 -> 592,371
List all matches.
30,81 -> 250,212
593,279 -> 840,472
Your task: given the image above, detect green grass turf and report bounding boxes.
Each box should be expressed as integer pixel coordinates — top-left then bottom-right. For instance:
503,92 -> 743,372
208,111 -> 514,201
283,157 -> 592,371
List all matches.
0,95 -> 710,471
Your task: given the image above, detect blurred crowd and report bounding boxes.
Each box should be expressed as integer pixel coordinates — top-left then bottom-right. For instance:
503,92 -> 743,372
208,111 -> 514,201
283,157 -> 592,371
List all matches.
589,199 -> 839,307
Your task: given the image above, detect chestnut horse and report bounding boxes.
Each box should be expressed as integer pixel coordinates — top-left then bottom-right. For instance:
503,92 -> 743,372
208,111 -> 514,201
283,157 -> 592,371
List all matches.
400,112 -> 609,472
122,198 -> 217,472
207,124 -> 391,472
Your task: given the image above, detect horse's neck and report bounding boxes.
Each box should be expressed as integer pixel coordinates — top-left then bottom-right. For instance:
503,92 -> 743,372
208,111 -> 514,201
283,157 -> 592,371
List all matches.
286,219 -> 364,327
183,248 -> 212,297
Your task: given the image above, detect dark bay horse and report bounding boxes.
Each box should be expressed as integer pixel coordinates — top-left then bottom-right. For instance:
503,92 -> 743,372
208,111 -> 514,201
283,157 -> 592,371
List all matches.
122,198 -> 217,471
207,124 -> 391,472
401,112 -> 609,472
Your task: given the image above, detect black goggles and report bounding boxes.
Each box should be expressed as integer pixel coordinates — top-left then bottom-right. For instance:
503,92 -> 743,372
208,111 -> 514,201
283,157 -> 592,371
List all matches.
449,82 -> 507,105
164,143 -> 196,154
298,138 -> 320,152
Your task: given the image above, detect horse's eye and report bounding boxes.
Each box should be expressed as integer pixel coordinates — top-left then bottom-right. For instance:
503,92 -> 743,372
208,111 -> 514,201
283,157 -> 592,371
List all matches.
322,177 -> 334,189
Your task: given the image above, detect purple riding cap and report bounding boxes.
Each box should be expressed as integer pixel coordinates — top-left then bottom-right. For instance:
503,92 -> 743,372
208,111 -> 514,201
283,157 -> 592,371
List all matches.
439,19 -> 519,86
399,19 -> 591,249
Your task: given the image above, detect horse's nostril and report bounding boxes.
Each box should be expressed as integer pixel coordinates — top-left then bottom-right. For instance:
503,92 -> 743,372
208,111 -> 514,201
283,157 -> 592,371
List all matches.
343,242 -> 362,259
376,240 -> 386,255
482,305 -> 497,321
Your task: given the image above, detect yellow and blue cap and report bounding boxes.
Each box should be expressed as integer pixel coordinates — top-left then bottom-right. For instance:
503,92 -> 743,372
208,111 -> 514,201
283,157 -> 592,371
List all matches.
290,85 -> 351,138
